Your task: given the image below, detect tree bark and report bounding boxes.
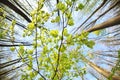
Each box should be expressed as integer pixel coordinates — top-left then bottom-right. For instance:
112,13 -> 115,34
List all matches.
85,15 -> 120,32
73,0 -> 107,33
0,0 -> 31,22
13,0 -> 30,16
81,54 -> 120,80
0,44 -> 32,47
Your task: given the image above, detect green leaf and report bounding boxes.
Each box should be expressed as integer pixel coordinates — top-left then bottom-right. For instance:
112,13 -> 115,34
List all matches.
26,66 -> 32,70
28,23 -> 35,30
65,11 -> 71,19
51,19 -> 55,23
43,46 -> 48,53
27,50 -> 34,54
12,20 -> 16,26
67,34 -> 73,43
60,45 -> 66,52
56,2 -> 66,11
72,0 -> 76,2
67,18 -> 74,26
22,59 -> 25,62
10,47 -> 15,52
66,0 -> 72,6
10,25 -> 14,30
19,46 -> 25,55
86,40 -> 95,48
93,30 -> 101,35
50,30 -> 59,37
63,29 -> 69,36
0,33 -> 3,38
78,3 -> 84,10
29,71 -> 34,78
55,16 -> 60,22
28,55 -> 33,60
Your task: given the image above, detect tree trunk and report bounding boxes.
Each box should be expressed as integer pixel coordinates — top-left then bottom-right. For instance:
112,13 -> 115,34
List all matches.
0,44 -> 32,47
86,15 -> 120,32
0,0 -> 31,22
73,0 -> 107,33
81,55 -> 120,80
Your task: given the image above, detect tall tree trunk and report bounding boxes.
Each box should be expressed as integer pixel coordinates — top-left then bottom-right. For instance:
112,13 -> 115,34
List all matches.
73,0 -> 107,33
80,54 -> 120,80
13,0 -> 30,16
0,44 -> 32,47
85,15 -> 120,32
0,0 -> 31,22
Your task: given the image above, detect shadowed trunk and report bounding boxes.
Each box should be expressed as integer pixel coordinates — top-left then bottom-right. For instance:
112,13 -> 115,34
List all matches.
80,54 -> 120,80
86,15 -> 120,32
0,0 -> 31,22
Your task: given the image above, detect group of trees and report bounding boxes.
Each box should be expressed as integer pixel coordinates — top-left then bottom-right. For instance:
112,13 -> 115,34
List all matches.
0,0 -> 120,80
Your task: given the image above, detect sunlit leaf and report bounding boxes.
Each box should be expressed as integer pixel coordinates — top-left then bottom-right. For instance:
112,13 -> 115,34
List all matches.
50,30 -> 59,37
67,18 -> 74,26
10,47 -> 15,52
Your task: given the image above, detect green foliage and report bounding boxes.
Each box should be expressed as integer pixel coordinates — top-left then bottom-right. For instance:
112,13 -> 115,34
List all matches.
0,8 -> 8,39
67,18 -> 74,26
18,46 -> 25,56
27,49 -> 34,54
93,30 -> 103,36
50,30 -> 59,37
76,3 -> 84,11
10,47 -> 15,52
78,3 -> 84,9
13,0 -> 96,79
56,2 -> 67,12
66,0 -> 72,6
85,40 -> 95,49
63,28 -> 69,36
28,23 -> 35,31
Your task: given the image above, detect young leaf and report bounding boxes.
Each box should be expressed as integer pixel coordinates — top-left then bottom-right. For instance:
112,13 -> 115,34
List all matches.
19,46 -> 25,55
10,47 -> 15,52
66,0 -> 72,6
27,50 -> 34,54
60,45 -> 66,52
28,55 -> 33,60
67,18 -> 74,26
56,2 -> 66,11
78,3 -> 84,10
93,30 -> 101,35
63,28 -> 69,36
50,30 -> 59,37
86,40 -> 95,49
55,16 -> 60,22
28,23 -> 35,30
